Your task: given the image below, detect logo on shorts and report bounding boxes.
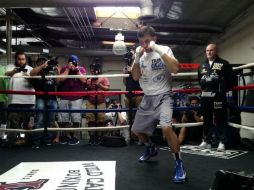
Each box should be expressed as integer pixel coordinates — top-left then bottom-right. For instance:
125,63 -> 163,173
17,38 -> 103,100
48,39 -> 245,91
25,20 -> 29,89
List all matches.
0,179 -> 49,190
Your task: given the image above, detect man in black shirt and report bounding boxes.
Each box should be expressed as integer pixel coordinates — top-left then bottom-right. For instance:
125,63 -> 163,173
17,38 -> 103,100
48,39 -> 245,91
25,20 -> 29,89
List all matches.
30,58 -> 60,148
198,43 -> 234,151
123,48 -> 143,143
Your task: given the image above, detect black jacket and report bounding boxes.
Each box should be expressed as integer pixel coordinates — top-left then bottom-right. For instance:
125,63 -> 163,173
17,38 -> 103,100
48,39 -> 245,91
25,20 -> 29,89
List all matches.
198,57 -> 234,93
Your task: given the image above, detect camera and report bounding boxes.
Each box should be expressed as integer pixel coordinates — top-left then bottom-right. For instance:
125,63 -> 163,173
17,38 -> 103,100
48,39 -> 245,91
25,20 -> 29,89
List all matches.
90,58 -> 101,75
15,66 -> 28,73
124,47 -> 134,66
48,58 -> 58,68
42,58 -> 58,73
37,54 -> 58,73
112,104 -> 118,109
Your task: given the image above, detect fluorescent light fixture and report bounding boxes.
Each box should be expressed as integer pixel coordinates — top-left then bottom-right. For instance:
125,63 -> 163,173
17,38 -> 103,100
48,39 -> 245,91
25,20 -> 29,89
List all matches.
2,38 -> 42,45
157,32 -> 171,36
46,26 -> 71,32
43,48 -> 49,54
31,8 -> 65,17
0,48 -> 6,53
94,7 -> 140,19
0,25 -> 25,31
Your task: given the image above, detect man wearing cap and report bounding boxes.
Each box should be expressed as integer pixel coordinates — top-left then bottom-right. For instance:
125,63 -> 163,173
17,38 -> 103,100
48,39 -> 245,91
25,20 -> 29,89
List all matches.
85,59 -> 110,145
58,55 -> 86,145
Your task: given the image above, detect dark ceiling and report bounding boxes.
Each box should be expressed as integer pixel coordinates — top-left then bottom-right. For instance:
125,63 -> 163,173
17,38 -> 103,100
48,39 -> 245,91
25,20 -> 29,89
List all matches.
0,0 -> 254,62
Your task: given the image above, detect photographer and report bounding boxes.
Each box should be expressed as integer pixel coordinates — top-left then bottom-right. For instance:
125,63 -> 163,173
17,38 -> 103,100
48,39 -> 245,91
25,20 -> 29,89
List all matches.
30,57 -> 60,148
58,55 -> 86,145
179,96 -> 203,144
105,100 -> 130,144
85,60 -> 110,145
5,51 -> 35,146
123,47 -> 143,143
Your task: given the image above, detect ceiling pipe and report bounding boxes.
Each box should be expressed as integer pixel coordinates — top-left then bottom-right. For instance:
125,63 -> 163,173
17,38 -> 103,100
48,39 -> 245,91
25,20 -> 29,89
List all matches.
6,9 -> 12,64
62,7 -> 84,44
0,0 -> 140,8
69,8 -> 89,41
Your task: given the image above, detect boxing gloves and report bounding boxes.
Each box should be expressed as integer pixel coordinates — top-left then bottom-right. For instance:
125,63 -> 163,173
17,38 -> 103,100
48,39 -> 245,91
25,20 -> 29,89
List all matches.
133,46 -> 143,64
149,41 -> 167,57
133,41 -> 167,64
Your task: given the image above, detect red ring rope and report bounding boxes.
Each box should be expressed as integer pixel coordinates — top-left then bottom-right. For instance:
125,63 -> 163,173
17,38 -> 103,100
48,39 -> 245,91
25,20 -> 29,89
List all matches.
0,84 -> 253,96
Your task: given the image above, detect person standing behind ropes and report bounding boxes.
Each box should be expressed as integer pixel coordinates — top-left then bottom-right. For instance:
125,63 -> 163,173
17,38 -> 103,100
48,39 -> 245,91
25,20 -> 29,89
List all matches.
131,26 -> 186,183
180,96 -> 203,144
58,55 -> 86,145
198,43 -> 234,152
30,57 -> 60,148
5,51 -> 35,146
0,65 -> 8,144
123,48 -> 143,144
85,60 -> 110,145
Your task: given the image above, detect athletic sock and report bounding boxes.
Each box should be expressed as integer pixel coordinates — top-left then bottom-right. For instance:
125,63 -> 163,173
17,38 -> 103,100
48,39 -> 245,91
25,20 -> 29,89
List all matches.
144,139 -> 154,147
172,152 -> 182,160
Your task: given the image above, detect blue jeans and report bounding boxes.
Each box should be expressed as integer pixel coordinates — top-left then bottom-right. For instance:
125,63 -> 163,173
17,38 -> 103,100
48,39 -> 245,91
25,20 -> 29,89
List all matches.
33,98 -> 58,141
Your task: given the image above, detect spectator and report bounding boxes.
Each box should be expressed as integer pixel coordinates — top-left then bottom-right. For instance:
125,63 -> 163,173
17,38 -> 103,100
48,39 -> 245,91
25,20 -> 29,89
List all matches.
123,48 -> 143,143
0,65 -> 8,144
172,111 -> 185,145
58,55 -> 86,145
85,60 -> 110,145
180,96 -> 203,144
0,65 -> 8,125
5,51 -> 35,146
105,100 -> 130,144
30,57 -> 60,148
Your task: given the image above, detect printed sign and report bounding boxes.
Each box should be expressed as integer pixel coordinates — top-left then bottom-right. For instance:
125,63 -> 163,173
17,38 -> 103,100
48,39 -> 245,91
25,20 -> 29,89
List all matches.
0,161 -> 115,190
160,145 -> 248,159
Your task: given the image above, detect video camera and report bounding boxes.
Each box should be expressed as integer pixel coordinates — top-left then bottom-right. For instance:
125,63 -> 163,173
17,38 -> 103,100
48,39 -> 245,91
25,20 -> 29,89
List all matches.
45,57 -> 58,72
124,47 -> 134,66
37,54 -> 58,73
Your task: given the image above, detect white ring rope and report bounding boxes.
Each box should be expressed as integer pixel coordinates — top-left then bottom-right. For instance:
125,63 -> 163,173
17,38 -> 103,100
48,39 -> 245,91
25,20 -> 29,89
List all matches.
0,62 -> 254,79
0,125 -> 130,133
228,122 -> 254,131
0,74 -> 130,79
171,72 -> 197,77
233,62 -> 254,70
1,122 -> 254,133
172,122 -> 203,128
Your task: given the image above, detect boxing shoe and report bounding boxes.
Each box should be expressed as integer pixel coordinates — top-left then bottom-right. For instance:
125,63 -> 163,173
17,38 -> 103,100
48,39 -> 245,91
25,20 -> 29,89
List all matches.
173,159 -> 187,183
139,144 -> 158,162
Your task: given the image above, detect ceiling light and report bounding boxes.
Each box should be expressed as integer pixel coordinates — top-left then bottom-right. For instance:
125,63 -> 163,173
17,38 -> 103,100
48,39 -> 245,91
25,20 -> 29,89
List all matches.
94,7 -> 140,19
0,48 -> 6,53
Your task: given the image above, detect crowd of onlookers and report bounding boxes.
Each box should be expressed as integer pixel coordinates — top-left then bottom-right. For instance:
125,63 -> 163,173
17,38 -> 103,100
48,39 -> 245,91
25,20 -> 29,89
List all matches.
0,51 -> 111,148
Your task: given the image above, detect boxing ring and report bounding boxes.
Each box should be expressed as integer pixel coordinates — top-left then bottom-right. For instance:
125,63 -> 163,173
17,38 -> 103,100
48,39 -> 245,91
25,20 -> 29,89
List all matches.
0,63 -> 254,190
1,64 -> 254,134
